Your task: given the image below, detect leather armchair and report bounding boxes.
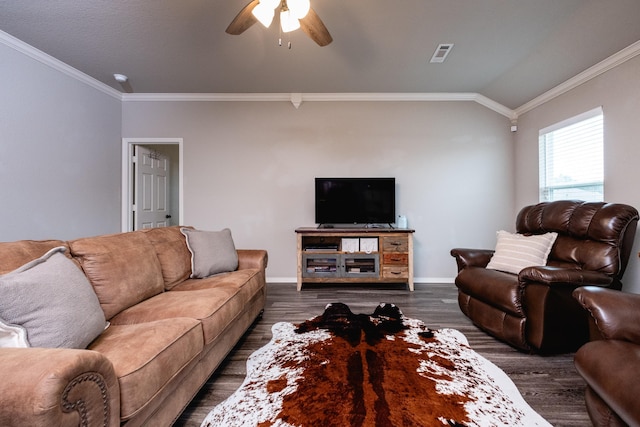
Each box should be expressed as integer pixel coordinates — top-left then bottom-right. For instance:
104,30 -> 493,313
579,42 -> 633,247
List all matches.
573,286 -> 640,427
451,201 -> 638,353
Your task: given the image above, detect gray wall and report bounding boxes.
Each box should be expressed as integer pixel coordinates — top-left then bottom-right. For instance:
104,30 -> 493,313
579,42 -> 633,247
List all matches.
122,100 -> 515,282
0,42 -> 122,241
515,54 -> 640,292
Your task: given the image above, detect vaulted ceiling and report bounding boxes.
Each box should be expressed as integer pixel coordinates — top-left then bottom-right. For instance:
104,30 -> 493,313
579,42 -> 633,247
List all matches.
1,0 -> 640,109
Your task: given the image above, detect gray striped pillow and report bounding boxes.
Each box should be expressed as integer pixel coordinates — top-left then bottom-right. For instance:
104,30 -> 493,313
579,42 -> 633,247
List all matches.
486,230 -> 558,274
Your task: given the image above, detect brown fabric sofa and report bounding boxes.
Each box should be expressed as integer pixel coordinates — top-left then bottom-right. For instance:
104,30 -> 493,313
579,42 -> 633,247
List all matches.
451,201 -> 638,354
573,286 -> 640,427
0,226 -> 267,427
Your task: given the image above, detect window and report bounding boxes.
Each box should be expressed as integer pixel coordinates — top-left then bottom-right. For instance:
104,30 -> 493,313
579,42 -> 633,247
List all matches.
538,107 -> 603,202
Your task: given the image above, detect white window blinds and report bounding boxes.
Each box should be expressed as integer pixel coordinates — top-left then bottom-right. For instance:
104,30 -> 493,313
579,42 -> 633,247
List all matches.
538,107 -> 604,202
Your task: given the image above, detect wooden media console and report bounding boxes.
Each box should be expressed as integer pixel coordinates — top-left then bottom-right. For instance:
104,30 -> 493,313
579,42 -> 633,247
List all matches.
295,227 -> 415,291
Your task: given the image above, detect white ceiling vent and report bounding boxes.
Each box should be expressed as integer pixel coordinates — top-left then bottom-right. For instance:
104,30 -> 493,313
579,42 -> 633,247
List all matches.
430,43 -> 454,63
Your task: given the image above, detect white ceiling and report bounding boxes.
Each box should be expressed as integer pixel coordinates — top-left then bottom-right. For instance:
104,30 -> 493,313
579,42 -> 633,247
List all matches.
1,0 -> 640,109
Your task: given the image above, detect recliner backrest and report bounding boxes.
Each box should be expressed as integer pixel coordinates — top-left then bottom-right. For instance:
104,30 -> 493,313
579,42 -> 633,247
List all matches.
516,201 -> 638,279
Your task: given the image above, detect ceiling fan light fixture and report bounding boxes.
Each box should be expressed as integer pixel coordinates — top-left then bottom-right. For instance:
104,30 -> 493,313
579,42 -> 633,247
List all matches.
287,0 -> 310,19
252,2 -> 275,27
226,0 -> 332,46
280,9 -> 300,32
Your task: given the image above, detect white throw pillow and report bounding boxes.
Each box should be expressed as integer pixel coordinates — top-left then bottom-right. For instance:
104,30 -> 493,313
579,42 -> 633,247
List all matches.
0,246 -> 107,349
180,228 -> 239,278
0,319 -> 28,347
486,230 -> 558,274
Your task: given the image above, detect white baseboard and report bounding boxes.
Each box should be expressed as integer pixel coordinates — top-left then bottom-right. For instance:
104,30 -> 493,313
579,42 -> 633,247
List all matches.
266,277 -> 455,284
266,277 -> 297,283
415,277 -> 455,284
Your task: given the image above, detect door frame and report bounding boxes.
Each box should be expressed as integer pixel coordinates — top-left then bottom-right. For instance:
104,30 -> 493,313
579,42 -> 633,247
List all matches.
121,138 -> 184,232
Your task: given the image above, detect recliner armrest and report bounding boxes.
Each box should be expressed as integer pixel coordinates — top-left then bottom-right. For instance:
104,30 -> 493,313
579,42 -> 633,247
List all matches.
450,248 -> 494,271
519,266 -> 613,288
573,286 -> 640,344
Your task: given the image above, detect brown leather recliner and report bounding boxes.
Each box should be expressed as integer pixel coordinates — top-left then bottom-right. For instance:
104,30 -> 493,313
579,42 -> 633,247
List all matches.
573,286 -> 640,427
450,201 -> 638,354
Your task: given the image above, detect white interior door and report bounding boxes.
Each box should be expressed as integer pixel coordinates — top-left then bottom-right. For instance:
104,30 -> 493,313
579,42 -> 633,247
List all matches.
134,145 -> 171,230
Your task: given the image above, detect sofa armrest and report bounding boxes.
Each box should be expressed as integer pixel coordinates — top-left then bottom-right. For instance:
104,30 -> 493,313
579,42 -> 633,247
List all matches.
450,248 -> 494,271
237,249 -> 268,271
0,348 -> 120,427
519,266 -> 613,288
573,286 -> 640,344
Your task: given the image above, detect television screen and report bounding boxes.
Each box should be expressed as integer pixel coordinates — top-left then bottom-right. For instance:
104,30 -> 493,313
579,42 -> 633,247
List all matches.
315,178 -> 395,225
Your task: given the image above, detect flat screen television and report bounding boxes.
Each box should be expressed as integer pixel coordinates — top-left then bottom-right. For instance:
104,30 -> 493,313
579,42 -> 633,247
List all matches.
315,177 -> 396,225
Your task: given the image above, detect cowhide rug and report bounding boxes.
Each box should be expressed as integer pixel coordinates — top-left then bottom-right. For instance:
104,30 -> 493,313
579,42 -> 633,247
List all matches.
201,303 -> 551,427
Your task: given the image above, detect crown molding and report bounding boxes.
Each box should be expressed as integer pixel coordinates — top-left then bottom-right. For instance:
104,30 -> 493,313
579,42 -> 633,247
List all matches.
515,39 -> 640,117
122,92 -> 517,119
0,30 -> 122,100
121,93 -> 290,102
473,94 -> 518,120
121,92 -> 483,102
305,92 -> 516,118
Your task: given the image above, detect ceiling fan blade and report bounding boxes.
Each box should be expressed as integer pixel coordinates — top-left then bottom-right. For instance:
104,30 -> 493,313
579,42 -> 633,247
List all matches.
299,7 -> 333,46
226,0 -> 260,35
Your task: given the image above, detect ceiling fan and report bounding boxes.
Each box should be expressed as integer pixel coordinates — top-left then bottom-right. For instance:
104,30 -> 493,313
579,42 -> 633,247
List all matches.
226,0 -> 333,47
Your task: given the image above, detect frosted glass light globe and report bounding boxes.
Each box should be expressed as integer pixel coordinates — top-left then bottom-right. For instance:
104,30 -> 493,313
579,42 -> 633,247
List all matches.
252,2 -> 275,27
280,9 -> 301,32
287,0 -> 310,19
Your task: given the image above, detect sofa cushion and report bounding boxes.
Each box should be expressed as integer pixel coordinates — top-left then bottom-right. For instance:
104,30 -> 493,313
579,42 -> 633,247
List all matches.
0,247 -> 107,349
180,228 -> 238,278
143,226 -> 193,290
0,239 -> 70,275
88,318 -> 203,421
486,230 -> 557,274
170,268 -> 259,292
69,231 -> 164,320
111,269 -> 264,345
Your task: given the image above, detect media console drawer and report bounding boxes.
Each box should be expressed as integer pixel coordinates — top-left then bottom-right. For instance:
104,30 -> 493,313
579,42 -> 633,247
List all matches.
382,253 -> 409,265
382,236 -> 409,252
383,266 -> 409,279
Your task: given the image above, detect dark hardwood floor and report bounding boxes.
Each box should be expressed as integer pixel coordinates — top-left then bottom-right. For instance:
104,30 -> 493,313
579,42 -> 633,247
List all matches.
174,282 -> 591,426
